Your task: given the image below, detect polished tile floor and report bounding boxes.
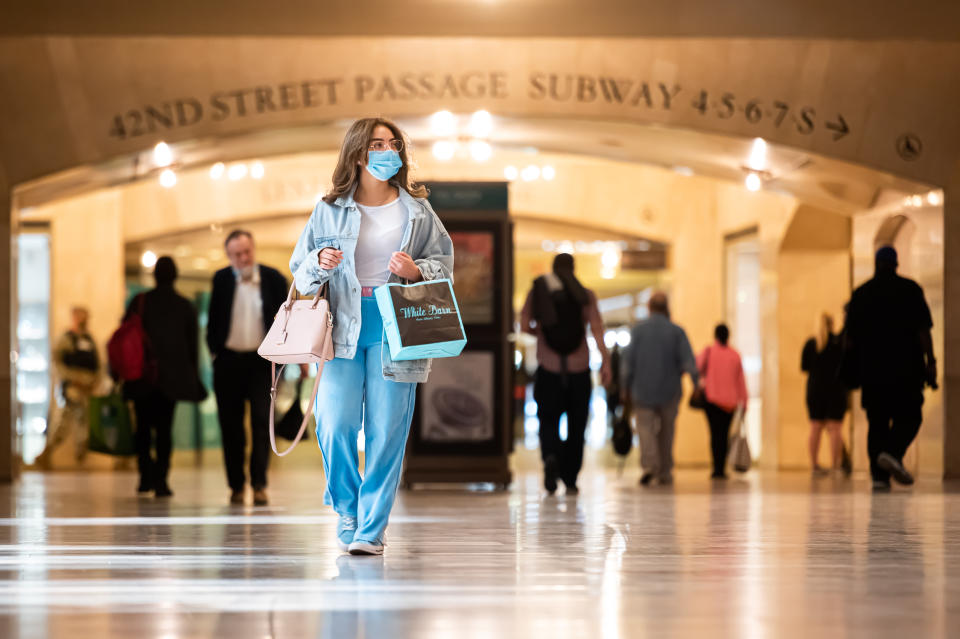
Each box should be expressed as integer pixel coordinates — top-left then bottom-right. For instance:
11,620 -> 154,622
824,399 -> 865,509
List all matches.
0,468 -> 957,638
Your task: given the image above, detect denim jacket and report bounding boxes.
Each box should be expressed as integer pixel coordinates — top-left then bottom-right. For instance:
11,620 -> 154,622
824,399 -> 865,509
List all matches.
289,186 -> 454,383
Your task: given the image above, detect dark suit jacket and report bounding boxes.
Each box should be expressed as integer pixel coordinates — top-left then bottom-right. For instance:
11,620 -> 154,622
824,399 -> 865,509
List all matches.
206,264 -> 288,358
123,285 -> 206,402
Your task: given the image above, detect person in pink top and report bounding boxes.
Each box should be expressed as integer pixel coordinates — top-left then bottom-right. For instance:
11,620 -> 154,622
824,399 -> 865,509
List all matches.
696,324 -> 748,479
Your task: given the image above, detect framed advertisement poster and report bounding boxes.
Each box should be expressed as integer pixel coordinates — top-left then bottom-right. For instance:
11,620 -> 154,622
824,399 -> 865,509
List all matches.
411,342 -> 504,455
419,350 -> 495,444
440,219 -> 507,337
448,231 -> 495,326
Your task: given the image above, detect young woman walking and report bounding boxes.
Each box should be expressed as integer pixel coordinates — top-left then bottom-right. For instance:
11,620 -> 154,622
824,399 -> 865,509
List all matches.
289,118 -> 453,555
801,313 -> 849,475
697,324 -> 748,479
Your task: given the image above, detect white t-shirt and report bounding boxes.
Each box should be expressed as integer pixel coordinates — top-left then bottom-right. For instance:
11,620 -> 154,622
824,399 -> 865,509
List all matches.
225,265 -> 265,352
355,198 -> 408,287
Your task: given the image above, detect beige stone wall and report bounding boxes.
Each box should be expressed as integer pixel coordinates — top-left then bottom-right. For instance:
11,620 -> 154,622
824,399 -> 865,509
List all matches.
775,207 -> 852,470
30,190 -> 126,470
776,251 -> 851,469
46,191 -> 127,352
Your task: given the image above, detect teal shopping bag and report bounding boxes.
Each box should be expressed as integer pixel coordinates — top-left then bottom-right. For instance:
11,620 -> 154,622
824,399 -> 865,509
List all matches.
374,279 -> 467,361
87,392 -> 136,456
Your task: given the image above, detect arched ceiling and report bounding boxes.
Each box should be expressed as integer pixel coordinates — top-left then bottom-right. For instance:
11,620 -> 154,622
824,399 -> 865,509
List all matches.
4,0 -> 960,40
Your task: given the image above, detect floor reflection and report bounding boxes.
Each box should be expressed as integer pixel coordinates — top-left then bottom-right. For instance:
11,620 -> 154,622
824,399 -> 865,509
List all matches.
0,469 -> 955,638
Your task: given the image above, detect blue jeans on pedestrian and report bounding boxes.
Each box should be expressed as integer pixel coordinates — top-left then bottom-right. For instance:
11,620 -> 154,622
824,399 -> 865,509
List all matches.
314,296 -> 417,544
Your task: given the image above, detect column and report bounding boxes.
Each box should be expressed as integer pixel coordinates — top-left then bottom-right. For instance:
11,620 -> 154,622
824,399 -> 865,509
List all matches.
0,172 -> 14,482
944,168 -> 960,479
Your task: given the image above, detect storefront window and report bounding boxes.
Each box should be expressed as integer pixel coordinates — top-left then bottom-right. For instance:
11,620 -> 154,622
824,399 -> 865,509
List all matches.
17,232 -> 51,464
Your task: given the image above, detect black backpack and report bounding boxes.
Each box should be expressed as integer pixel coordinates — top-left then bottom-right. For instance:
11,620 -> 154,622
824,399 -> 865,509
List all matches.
541,288 -> 586,356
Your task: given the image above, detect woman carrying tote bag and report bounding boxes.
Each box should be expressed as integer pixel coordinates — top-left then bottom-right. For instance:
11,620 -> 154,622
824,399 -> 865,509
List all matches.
696,324 -> 748,479
289,118 -> 454,555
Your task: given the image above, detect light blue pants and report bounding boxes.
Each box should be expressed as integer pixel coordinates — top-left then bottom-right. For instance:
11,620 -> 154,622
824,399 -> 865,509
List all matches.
314,296 -> 417,544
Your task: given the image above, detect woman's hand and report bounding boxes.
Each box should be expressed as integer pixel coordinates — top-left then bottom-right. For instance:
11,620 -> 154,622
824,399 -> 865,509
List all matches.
318,247 -> 343,270
388,251 -> 422,282
600,360 -> 612,387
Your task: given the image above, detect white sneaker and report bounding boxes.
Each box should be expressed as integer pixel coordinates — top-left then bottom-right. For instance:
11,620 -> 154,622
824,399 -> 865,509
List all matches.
348,540 -> 384,556
336,515 -> 358,553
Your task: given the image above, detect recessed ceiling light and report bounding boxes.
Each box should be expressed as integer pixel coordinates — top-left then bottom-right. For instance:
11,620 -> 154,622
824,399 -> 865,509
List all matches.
432,140 -> 456,162
159,169 -> 177,188
468,110 -> 494,138
429,110 -> 457,137
153,142 -> 173,167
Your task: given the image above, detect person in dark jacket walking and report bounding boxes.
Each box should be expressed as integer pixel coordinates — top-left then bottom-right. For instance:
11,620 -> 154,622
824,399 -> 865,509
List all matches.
801,313 -> 849,475
207,230 -> 291,506
845,246 -> 937,492
124,257 -> 206,497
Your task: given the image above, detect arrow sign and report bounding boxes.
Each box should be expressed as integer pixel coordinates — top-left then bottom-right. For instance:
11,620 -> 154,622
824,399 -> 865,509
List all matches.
826,114 -> 849,141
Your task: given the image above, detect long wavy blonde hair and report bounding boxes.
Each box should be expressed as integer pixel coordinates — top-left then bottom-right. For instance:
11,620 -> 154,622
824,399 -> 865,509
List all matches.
816,313 -> 835,351
323,117 -> 428,204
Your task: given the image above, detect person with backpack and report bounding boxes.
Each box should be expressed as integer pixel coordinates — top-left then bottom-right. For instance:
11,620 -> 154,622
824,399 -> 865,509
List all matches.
621,293 -> 698,486
115,257 -> 206,498
521,253 -> 611,495
35,306 -> 100,468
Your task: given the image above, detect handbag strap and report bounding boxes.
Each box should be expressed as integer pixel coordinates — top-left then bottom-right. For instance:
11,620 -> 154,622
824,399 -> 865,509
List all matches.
284,281 -> 330,309
268,362 -> 324,457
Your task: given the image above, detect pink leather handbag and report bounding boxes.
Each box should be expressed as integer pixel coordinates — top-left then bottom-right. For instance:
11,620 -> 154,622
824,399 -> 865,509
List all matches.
258,283 -> 335,456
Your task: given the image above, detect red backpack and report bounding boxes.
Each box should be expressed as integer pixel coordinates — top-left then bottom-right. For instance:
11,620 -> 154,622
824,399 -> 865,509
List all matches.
107,294 -> 153,381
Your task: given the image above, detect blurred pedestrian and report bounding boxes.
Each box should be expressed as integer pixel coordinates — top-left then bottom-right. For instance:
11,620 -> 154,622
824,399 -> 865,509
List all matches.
207,230 -> 291,506
125,257 -> 207,497
621,292 -> 698,486
801,313 -> 849,475
35,306 -> 99,468
845,246 -> 937,492
521,253 -> 611,496
696,324 -> 748,480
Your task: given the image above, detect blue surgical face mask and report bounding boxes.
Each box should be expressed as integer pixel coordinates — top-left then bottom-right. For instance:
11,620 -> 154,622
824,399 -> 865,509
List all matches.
365,150 -> 403,181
